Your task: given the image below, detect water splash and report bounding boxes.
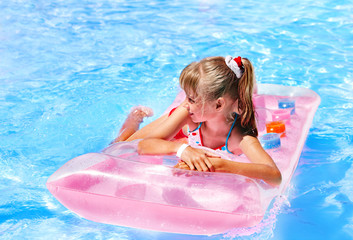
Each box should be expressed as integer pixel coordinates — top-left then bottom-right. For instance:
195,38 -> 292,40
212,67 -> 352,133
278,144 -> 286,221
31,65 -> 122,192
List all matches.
223,195 -> 291,239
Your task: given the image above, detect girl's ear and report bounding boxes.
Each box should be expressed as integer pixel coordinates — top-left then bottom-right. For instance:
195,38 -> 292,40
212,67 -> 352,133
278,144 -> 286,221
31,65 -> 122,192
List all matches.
215,98 -> 225,111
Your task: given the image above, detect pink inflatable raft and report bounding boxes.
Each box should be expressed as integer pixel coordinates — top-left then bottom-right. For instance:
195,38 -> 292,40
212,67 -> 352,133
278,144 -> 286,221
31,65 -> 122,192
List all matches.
46,84 -> 320,235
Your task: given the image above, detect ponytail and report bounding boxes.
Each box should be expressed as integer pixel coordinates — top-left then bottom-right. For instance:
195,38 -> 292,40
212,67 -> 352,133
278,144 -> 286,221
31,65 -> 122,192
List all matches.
237,58 -> 258,136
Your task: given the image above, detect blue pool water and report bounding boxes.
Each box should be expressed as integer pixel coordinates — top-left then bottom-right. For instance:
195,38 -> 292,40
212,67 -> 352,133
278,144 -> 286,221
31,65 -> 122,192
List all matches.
1,0 -> 353,239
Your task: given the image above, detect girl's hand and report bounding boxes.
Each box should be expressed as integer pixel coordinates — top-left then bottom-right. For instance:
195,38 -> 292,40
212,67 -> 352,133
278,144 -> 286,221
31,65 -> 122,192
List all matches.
174,161 -> 191,170
180,146 -> 219,172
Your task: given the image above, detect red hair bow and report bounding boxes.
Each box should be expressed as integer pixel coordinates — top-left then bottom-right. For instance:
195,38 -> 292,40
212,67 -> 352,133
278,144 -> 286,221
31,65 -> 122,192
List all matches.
233,56 -> 242,68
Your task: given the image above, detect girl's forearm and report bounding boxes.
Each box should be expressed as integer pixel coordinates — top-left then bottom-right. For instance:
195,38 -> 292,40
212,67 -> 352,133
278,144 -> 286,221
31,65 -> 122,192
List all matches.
145,105 -> 189,141
211,158 -> 282,186
126,114 -> 168,141
137,138 -> 182,155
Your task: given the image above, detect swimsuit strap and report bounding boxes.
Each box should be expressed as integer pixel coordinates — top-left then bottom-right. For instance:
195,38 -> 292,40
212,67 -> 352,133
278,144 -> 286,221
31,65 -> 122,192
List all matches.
225,113 -> 238,154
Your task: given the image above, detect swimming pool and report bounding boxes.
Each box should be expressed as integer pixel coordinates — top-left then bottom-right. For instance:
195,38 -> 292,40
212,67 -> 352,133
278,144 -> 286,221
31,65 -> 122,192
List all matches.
1,0 -> 352,239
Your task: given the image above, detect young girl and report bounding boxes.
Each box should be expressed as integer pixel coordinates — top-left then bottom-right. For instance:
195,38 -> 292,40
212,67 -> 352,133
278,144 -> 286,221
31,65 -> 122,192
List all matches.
113,56 -> 282,186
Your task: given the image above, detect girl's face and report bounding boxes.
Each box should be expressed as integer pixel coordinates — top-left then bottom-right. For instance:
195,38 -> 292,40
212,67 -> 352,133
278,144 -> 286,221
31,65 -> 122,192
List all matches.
185,93 -> 216,122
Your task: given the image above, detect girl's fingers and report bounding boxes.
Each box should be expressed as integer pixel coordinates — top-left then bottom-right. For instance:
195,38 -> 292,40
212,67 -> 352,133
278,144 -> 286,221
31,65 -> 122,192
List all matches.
205,151 -> 221,158
195,157 -> 211,172
201,160 -> 210,172
180,162 -> 190,170
181,147 -> 218,172
178,159 -> 213,172
194,162 -> 203,172
204,158 -> 215,172
186,161 -> 196,170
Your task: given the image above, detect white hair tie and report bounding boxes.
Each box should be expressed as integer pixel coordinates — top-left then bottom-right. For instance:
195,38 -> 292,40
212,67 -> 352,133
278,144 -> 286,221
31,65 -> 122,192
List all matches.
225,55 -> 243,78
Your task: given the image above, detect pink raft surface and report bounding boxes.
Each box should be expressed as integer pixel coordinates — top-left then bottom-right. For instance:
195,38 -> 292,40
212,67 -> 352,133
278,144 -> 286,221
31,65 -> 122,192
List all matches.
47,84 -> 320,235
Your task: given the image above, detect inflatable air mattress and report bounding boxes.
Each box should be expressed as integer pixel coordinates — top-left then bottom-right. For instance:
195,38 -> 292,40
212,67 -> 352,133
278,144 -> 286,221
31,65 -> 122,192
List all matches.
47,84 -> 320,235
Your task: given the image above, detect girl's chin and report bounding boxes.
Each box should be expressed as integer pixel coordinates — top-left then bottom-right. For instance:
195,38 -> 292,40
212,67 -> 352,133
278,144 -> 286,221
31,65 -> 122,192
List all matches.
190,115 -> 197,121
190,115 -> 202,122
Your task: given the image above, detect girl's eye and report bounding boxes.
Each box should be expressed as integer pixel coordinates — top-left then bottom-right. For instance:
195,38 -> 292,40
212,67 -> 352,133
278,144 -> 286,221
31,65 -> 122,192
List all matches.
188,97 -> 195,104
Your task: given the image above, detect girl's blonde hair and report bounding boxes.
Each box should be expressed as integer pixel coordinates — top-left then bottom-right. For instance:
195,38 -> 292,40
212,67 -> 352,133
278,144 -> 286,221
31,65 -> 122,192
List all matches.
180,56 -> 257,136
